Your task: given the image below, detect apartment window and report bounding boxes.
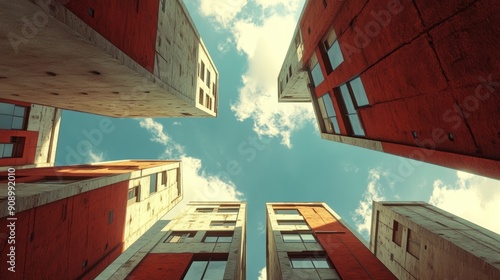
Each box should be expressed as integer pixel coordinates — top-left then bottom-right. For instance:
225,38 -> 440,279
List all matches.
183,259 -> 227,280
149,173 -> 158,194
128,186 -> 140,205
165,231 -> 196,243
311,62 -> 324,86
205,94 -> 210,108
200,61 -> 205,81
161,171 -> 167,186
207,70 -> 211,87
0,143 -> 15,159
318,93 -> 340,134
336,78 -> 367,136
210,221 -> 236,227
407,229 -> 421,259
196,208 -> 215,213
199,88 -> 204,105
274,209 -> 300,215
217,208 -> 239,213
290,256 -> 331,269
0,102 -> 27,130
322,28 -> 343,73
203,232 -> 233,243
277,220 -> 307,226
282,232 -> 316,243
392,220 -> 403,246
349,77 -> 369,106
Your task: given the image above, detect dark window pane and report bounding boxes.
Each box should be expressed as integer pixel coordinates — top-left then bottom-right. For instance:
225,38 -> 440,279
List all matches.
150,173 -> 157,193
204,236 -> 218,243
183,261 -> 207,280
203,260 -> 226,280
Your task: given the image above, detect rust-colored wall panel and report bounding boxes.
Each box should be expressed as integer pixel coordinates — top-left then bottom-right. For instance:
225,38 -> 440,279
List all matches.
127,253 -> 194,279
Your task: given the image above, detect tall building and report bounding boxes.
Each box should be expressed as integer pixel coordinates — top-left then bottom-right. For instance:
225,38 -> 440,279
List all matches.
0,98 -> 60,171
369,201 -> 500,279
0,0 -> 218,118
278,0 -> 500,179
266,202 -> 396,280
104,201 -> 246,280
0,160 -> 182,279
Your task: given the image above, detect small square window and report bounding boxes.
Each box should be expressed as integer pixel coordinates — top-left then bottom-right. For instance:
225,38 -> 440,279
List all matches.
274,209 -> 300,215
149,173 -> 158,194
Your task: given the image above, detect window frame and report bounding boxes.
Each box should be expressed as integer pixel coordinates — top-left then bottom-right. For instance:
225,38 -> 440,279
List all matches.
203,231 -> 234,243
0,102 -> 28,130
127,186 -> 140,205
183,258 -> 227,280
289,255 -> 332,269
334,77 -> 368,137
392,220 -> 403,247
210,221 -> 236,227
282,232 -> 316,243
165,231 -> 197,243
149,173 -> 158,194
274,209 -> 300,215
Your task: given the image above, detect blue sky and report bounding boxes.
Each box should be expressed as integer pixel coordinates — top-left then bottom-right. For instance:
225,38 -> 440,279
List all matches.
54,1 -> 500,279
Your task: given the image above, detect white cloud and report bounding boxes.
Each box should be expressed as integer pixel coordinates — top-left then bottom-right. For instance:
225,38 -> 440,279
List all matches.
429,171 -> 500,234
352,168 -> 387,239
86,149 -> 104,163
198,0 -> 247,27
343,162 -> 360,173
257,221 -> 265,235
229,0 -> 314,148
172,121 -> 182,126
258,267 -> 267,280
136,118 -> 244,219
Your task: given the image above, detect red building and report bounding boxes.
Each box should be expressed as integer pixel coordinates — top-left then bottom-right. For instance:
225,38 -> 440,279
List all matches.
266,202 -> 396,279
278,0 -> 500,179
0,98 -> 60,171
0,160 -> 182,279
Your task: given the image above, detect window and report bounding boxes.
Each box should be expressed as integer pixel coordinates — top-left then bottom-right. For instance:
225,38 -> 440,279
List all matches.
149,173 -> 158,194
290,256 -> 331,269
128,186 -> 140,205
196,208 -> 215,213
183,259 -> 226,280
318,93 -> 340,134
392,220 -> 403,246
200,61 -> 205,81
203,232 -> 233,243
161,171 -> 167,186
282,232 -> 316,243
289,65 -> 292,78
311,62 -> 324,86
335,77 -> 368,136
210,221 -> 236,227
274,209 -> 300,215
199,88 -> 204,105
407,229 -> 421,259
205,94 -> 210,108
217,208 -> 239,213
0,102 -> 27,130
277,220 -> 308,226
0,143 -> 14,158
207,70 -> 211,87
322,29 -> 343,72
165,231 -> 197,243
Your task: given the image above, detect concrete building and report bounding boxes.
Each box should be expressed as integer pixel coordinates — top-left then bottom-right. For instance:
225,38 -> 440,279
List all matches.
104,201 -> 246,280
266,202 -> 396,280
369,201 -> 500,279
0,160 -> 182,279
0,0 -> 218,118
277,0 -> 500,179
0,98 -> 60,171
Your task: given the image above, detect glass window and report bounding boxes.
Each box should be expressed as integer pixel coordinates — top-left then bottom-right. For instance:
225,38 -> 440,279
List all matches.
0,143 -> 14,158
393,221 -> 403,246
0,102 -> 27,130
277,220 -> 307,226
207,70 -> 211,87
300,233 -> 316,243
217,208 -> 239,213
165,231 -> 196,243
350,77 -> 369,106
312,258 -> 330,268
274,209 -> 299,215
149,173 -> 157,194
290,257 -> 331,269
283,234 -> 302,243
183,260 -> 227,280
311,63 -> 324,86
339,84 -> 365,136
203,233 -> 233,243
326,40 -> 343,71
203,236 -> 218,243
200,61 -> 205,81
320,94 -> 341,134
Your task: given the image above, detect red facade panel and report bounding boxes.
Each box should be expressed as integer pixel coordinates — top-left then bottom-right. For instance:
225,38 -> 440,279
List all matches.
0,130 -> 38,167
299,206 -> 397,280
62,0 -> 159,72
127,253 -> 194,279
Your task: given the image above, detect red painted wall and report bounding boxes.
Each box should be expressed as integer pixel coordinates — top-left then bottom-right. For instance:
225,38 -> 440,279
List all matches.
0,181 -> 128,279
61,0 -> 159,72
0,129 -> 38,167
127,253 -> 194,280
300,0 -> 500,178
299,206 -> 396,280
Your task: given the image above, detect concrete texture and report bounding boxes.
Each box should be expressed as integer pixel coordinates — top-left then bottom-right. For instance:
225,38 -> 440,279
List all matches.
370,202 -> 500,279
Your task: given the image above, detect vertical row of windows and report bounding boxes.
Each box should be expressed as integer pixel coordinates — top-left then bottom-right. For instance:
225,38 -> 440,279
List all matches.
198,61 -> 214,110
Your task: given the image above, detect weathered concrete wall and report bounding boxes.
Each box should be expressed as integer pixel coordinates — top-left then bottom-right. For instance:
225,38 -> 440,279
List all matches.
370,202 -> 500,279
0,0 -> 217,118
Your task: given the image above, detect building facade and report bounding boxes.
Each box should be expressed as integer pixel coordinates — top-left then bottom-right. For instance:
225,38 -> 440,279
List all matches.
369,201 -> 500,279
0,0 -> 218,117
0,160 -> 182,279
266,202 -> 396,280
278,0 -> 500,179
105,201 -> 246,280
0,98 -> 60,171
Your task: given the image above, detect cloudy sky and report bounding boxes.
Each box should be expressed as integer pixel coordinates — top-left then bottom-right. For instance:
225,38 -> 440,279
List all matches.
55,1 -> 500,279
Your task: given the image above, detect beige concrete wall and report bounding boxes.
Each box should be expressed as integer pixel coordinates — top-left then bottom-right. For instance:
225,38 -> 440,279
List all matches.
370,202 -> 500,280
0,0 -> 216,118
28,105 -> 61,167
